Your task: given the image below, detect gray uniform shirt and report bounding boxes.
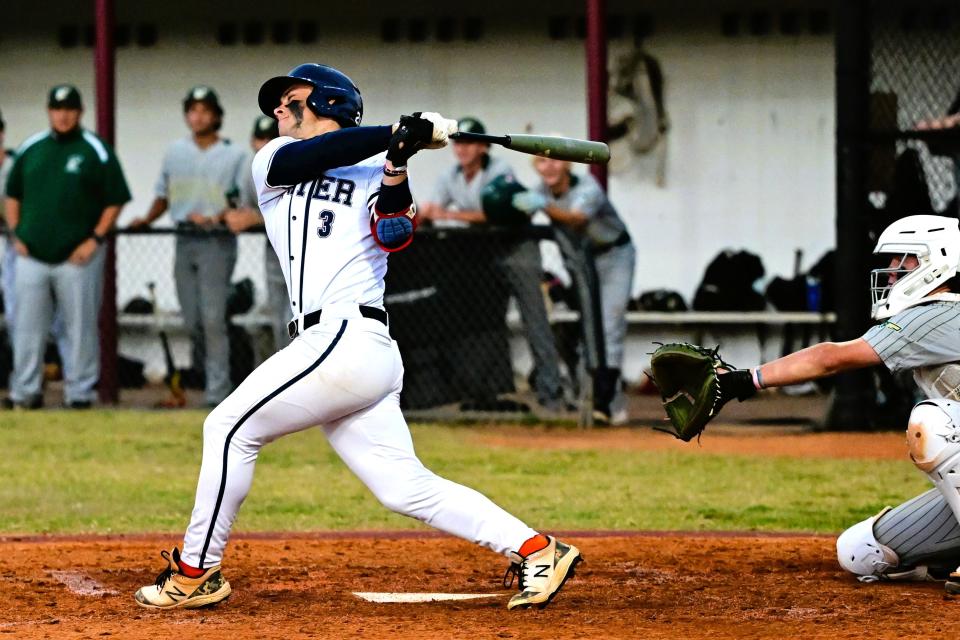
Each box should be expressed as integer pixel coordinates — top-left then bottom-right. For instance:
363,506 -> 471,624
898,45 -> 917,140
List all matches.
538,172 -> 628,248
864,300 -> 960,399
155,137 -> 247,223
433,155 -> 513,212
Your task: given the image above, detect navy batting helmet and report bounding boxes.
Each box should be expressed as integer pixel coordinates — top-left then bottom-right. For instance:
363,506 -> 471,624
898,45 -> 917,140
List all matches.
258,64 -> 363,128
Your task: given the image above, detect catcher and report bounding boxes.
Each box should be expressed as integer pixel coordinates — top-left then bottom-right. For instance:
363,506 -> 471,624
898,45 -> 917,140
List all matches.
651,214 -> 960,592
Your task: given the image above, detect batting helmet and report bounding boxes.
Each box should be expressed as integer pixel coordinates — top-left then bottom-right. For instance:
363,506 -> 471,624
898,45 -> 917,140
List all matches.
258,64 -> 363,128
480,174 -> 530,229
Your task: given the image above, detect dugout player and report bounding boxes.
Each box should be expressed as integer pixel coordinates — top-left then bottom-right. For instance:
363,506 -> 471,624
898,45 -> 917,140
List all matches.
711,214 -> 960,592
514,156 -> 636,424
420,118 -> 568,413
223,115 -> 290,353
134,63 -> 581,611
130,86 -> 247,406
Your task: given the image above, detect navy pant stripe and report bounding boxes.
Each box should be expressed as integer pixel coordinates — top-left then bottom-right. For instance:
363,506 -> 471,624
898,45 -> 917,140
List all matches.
198,319 -> 348,567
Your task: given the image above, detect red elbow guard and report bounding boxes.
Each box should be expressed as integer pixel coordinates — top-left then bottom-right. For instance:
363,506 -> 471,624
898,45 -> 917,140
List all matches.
370,205 -> 418,252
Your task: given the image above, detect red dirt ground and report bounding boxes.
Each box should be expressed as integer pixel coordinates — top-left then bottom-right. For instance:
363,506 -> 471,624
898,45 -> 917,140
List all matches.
2,532 -> 955,640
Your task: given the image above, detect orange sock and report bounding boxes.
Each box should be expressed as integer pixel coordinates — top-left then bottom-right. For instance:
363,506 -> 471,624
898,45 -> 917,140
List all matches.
177,558 -> 205,578
518,534 -> 550,558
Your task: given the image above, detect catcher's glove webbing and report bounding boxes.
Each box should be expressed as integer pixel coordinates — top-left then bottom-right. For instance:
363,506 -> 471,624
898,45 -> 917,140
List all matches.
649,343 -> 756,441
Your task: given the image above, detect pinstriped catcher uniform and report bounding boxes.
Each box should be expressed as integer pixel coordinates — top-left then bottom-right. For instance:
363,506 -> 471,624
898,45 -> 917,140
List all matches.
858,300 -> 960,571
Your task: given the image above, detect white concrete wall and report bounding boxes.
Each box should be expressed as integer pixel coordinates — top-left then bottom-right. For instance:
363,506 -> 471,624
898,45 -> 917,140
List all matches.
0,1 -> 837,378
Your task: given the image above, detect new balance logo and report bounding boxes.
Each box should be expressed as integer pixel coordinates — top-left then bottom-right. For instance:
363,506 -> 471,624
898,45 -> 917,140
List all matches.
534,564 -> 550,578
164,585 -> 187,600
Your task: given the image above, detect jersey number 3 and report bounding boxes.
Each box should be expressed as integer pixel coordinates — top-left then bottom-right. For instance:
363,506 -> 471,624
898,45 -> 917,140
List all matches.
316,210 -> 335,238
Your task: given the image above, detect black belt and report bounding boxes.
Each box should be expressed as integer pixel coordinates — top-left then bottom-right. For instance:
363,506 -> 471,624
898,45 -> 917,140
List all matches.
288,305 -> 388,339
593,232 -> 632,256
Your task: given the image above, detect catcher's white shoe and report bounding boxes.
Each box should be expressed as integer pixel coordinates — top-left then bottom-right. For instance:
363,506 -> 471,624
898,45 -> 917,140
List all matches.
505,536 -> 582,610
134,547 -> 231,609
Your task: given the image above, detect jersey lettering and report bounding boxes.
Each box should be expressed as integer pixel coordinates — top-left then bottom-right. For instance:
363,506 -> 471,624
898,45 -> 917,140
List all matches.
333,179 -> 355,206
311,176 -> 355,207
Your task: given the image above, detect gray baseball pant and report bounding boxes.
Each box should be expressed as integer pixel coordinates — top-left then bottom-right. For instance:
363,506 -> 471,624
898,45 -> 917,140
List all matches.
175,234 -> 237,405
499,238 -> 564,405
10,248 -> 104,404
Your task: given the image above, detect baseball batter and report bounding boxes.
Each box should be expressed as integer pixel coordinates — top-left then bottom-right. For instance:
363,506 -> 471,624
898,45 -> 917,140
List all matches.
707,214 -> 960,591
134,64 -> 581,611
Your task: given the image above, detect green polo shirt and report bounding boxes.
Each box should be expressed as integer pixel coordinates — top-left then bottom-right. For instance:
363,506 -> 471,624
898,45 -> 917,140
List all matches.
6,128 -> 131,264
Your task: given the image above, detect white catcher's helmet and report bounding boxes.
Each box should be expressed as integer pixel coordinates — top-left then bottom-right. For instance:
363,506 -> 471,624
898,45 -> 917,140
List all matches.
870,214 -> 960,320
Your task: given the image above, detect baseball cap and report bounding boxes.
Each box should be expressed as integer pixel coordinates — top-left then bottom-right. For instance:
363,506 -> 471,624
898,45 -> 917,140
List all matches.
48,84 -> 83,110
183,85 -> 224,116
457,116 -> 486,135
252,114 -> 279,140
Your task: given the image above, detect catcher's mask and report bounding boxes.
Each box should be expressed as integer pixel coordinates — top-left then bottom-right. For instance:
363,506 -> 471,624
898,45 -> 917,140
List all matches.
870,214 -> 960,320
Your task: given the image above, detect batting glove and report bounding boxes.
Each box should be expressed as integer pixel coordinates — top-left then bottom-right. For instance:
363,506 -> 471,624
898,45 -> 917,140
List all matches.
511,191 -> 548,214
386,115 -> 435,166
415,112 -> 458,149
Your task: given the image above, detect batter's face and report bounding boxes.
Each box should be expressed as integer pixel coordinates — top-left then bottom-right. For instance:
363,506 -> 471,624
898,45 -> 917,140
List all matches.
533,156 -> 571,190
48,107 -> 82,135
275,84 -> 326,139
452,141 -> 488,168
185,102 -> 220,136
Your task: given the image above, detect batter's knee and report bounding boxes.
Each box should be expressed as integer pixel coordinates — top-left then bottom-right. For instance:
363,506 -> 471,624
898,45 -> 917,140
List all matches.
368,465 -> 436,516
836,514 -> 899,581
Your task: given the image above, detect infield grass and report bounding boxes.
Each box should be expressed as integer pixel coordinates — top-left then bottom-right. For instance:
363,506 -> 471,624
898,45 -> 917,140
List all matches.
0,410 -> 929,535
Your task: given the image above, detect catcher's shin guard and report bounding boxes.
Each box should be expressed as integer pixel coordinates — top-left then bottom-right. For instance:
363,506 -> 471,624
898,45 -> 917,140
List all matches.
836,511 -> 900,581
134,547 -> 231,609
505,536 -> 582,610
903,400 -> 960,593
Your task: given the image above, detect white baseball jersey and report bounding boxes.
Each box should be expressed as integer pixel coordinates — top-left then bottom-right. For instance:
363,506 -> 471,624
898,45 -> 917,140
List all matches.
252,136 -> 388,316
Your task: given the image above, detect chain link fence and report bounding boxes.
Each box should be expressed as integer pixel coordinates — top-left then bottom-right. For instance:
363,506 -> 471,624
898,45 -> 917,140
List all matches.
80,225 -> 600,419
868,3 -> 960,221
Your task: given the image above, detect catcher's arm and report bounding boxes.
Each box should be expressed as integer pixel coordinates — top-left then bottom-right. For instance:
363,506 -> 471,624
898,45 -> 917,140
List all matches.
752,339 -> 881,388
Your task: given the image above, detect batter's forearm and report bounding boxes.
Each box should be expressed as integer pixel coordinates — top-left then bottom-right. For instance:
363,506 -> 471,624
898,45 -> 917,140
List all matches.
269,125 -> 393,186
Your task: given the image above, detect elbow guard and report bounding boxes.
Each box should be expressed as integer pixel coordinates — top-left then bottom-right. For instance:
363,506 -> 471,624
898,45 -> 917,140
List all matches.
370,202 -> 417,252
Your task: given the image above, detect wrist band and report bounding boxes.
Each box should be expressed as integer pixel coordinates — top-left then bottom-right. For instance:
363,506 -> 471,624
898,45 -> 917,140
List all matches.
383,165 -> 407,177
751,367 -> 766,390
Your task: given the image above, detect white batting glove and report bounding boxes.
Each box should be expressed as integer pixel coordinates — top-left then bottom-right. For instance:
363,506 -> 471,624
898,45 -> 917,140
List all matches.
415,112 -> 458,149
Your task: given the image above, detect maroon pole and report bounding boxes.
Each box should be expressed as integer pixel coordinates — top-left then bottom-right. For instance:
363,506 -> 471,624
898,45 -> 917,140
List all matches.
585,0 -> 608,189
95,0 -> 119,404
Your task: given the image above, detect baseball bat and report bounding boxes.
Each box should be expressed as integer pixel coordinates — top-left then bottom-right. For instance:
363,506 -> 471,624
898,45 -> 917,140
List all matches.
448,132 -> 610,165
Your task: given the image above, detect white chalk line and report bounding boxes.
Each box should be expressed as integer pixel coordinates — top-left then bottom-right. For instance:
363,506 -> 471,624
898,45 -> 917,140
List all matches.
353,592 -> 505,603
51,570 -> 119,597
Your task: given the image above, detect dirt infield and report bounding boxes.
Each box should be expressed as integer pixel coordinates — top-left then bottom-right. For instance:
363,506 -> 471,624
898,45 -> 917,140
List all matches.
1,531 -> 953,640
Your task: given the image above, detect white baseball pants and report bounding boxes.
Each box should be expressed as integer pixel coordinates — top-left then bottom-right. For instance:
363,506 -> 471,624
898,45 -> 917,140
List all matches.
181,306 -> 538,568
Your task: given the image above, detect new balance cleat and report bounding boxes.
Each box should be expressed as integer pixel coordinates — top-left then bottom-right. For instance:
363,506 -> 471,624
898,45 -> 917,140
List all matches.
946,566 -> 960,594
505,536 -> 582,610
134,547 -> 231,609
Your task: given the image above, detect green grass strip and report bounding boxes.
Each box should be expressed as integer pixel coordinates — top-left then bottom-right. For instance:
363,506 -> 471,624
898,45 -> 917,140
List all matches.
0,411 -> 929,535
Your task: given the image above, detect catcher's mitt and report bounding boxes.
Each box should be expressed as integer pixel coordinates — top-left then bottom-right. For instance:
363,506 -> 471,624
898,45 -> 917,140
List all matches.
648,343 -> 756,441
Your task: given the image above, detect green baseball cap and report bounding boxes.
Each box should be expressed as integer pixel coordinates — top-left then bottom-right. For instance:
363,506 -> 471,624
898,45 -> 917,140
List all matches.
48,84 -> 83,110
252,114 -> 279,140
457,116 -> 486,135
